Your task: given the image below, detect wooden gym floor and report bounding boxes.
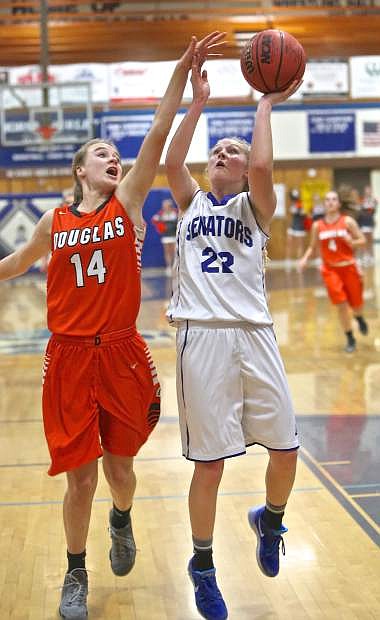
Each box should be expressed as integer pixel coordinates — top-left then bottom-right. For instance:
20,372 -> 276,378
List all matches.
0,251 -> 379,619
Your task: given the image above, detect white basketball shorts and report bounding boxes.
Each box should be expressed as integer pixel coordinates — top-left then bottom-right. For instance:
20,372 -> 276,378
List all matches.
176,321 -> 299,461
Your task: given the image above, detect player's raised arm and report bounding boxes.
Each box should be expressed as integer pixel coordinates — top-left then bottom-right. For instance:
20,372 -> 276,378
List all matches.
249,80 -> 302,232
116,31 -> 225,224
165,33 -> 225,211
0,210 -> 53,281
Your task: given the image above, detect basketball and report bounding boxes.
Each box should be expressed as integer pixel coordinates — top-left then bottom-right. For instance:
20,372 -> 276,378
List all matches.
240,29 -> 306,94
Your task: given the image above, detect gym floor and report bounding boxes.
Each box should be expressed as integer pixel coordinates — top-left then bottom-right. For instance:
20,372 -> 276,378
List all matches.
0,251 -> 379,619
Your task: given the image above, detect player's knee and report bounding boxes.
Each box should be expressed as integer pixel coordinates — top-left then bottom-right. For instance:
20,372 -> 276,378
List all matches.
104,463 -> 134,490
67,470 -> 98,499
194,460 -> 224,487
269,449 -> 298,471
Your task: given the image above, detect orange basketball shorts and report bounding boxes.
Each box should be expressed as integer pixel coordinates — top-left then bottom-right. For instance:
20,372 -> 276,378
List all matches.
320,262 -> 363,308
42,326 -> 161,476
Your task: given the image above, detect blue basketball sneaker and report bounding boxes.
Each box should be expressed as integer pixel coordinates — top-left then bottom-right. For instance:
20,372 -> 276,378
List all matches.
248,505 -> 287,577
188,558 -> 228,620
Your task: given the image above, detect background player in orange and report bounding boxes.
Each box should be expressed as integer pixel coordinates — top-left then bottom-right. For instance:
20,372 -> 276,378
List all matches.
0,31 -> 225,620
299,190 -> 368,353
151,197 -> 178,274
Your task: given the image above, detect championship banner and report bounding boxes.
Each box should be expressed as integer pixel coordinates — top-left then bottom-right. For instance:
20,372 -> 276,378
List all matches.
308,111 -> 356,153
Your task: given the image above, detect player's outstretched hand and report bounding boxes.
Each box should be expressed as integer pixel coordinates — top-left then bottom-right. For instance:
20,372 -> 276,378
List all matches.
188,32 -> 226,106
179,31 -> 226,72
195,30 -> 226,65
298,256 -> 307,272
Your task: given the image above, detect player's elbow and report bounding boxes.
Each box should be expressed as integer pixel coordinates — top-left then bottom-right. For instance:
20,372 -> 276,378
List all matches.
165,153 -> 184,178
252,159 -> 272,175
165,157 -> 179,172
151,116 -> 173,141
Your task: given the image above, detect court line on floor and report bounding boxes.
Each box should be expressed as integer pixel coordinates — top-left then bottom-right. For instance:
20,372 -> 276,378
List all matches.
319,460 -> 351,465
300,446 -> 380,546
343,482 -> 380,490
0,485 -> 323,508
0,450 -> 271,469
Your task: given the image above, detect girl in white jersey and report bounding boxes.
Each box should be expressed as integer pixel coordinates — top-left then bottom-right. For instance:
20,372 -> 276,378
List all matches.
165,51 -> 302,620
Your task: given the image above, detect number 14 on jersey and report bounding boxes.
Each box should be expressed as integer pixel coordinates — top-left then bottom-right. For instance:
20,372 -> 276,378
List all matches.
70,250 -> 107,287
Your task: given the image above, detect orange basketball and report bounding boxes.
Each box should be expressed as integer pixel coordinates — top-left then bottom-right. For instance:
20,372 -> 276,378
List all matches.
240,29 -> 306,94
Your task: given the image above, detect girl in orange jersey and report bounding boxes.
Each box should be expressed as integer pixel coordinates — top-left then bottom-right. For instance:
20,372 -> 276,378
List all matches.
0,31 -> 226,620
299,190 -> 368,353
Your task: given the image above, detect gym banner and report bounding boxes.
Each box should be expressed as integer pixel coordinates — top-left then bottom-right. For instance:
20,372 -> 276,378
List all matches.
100,111 -> 154,161
2,105 -> 380,170
308,111 -> 356,153
206,109 -> 255,149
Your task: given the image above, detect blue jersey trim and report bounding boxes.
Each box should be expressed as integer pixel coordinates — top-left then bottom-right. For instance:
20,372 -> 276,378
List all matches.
207,191 -> 237,206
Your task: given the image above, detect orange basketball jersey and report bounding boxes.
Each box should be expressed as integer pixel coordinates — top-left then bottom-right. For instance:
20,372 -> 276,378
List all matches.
47,195 -> 145,335
317,215 -> 355,266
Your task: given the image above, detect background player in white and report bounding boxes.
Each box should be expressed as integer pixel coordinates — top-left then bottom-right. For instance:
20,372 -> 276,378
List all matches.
165,49 -> 302,620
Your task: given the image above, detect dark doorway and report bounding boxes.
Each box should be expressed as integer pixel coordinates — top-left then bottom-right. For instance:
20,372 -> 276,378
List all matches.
334,168 -> 371,195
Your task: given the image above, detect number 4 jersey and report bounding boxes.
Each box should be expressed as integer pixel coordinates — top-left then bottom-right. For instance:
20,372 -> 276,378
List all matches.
47,194 -> 145,335
167,190 -> 273,325
317,214 -> 355,266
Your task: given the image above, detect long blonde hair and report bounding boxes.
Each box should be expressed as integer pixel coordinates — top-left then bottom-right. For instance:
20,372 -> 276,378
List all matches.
71,138 -> 119,204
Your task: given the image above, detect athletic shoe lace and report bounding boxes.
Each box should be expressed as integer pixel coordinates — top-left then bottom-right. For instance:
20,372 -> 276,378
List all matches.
109,525 -> 135,557
62,570 -> 87,606
198,573 -> 222,603
263,533 -> 286,558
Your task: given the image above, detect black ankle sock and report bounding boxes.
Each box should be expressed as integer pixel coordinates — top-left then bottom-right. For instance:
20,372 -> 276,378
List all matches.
262,504 -> 286,530
355,316 -> 368,331
192,538 -> 214,571
111,504 -> 131,529
345,330 -> 355,344
67,549 -> 86,573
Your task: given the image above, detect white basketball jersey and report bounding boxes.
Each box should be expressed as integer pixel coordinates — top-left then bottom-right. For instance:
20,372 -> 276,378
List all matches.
167,190 -> 273,325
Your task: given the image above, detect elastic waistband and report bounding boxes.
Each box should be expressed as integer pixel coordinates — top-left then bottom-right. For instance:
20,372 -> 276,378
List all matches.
52,325 -> 137,346
176,319 -> 270,330
325,260 -> 355,268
